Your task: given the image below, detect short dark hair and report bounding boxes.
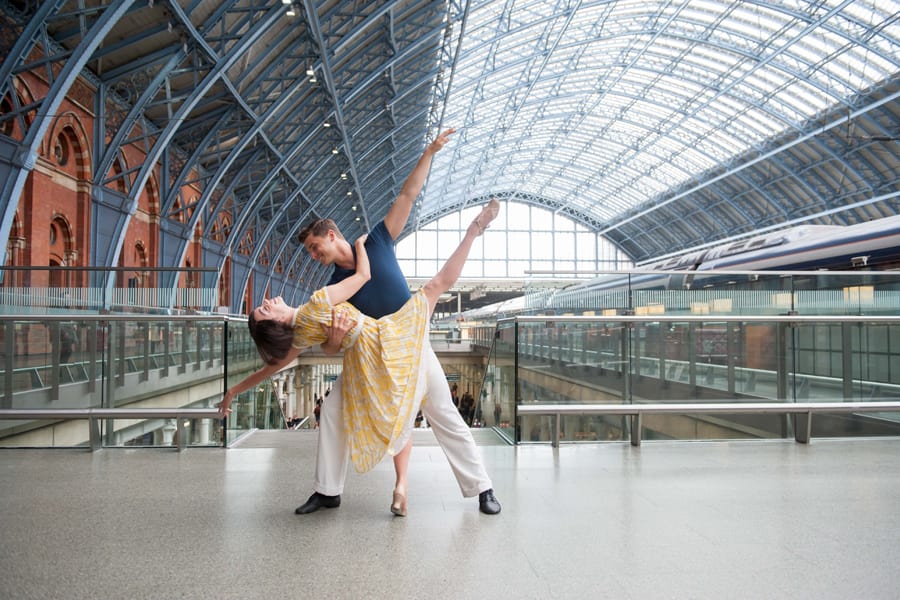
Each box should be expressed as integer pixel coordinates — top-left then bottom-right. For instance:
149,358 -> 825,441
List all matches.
247,311 -> 294,366
299,218 -> 343,244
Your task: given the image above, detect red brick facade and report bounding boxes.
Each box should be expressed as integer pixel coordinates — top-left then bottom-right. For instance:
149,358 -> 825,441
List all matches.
3,69 -> 234,306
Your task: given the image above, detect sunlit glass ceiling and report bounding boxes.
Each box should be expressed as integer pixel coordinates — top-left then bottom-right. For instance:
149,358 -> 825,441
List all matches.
421,0 -> 899,258
0,0 -> 897,304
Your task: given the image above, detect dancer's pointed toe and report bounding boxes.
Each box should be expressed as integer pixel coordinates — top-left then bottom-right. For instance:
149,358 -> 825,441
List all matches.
474,198 -> 500,235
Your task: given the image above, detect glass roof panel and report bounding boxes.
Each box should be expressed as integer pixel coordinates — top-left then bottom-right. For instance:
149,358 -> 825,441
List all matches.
421,0 -> 898,239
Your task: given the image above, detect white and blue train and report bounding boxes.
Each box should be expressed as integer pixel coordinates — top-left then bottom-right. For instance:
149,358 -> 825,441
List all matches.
458,214 -> 900,322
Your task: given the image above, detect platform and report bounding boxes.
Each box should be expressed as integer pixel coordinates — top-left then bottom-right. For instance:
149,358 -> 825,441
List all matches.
1,430 -> 898,599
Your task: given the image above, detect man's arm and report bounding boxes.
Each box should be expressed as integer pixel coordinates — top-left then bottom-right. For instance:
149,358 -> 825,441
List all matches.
324,235 -> 370,306
383,128 -> 455,240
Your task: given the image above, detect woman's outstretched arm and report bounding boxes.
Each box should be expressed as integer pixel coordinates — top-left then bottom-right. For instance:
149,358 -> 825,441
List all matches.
218,346 -> 301,416
324,234 -> 370,306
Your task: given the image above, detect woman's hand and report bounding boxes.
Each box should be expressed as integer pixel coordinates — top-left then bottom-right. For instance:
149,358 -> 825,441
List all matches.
217,390 -> 235,417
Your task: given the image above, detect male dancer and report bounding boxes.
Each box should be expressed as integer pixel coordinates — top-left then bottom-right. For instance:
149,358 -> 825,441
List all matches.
295,129 -> 501,515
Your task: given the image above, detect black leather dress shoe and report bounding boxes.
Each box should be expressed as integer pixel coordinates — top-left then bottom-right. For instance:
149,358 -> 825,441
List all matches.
478,489 -> 501,515
295,492 -> 341,514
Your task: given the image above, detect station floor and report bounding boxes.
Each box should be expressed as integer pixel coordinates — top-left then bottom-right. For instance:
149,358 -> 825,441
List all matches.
1,430 -> 898,600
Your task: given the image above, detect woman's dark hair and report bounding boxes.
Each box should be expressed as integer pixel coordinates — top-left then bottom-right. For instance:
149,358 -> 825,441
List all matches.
247,311 -> 294,365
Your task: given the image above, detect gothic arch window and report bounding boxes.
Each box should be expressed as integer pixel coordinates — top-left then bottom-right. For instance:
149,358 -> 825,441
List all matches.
53,131 -> 70,166
126,241 -> 149,289
184,259 -> 195,288
1,78 -> 37,140
210,216 -> 230,243
172,197 -> 186,223
238,231 -> 253,256
134,241 -> 147,268
49,256 -> 64,288
49,215 -> 77,289
5,212 -> 25,287
146,176 -> 160,217
50,215 -> 75,260
47,117 -> 91,180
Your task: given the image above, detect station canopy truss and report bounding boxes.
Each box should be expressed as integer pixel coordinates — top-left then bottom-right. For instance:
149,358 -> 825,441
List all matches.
0,0 -> 897,307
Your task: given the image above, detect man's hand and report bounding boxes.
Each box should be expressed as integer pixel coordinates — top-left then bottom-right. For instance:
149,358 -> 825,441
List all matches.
321,307 -> 356,355
385,128 -> 456,239
426,128 -> 455,155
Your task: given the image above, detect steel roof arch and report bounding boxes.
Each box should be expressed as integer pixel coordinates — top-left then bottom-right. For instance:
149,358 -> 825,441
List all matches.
1,0 -> 897,310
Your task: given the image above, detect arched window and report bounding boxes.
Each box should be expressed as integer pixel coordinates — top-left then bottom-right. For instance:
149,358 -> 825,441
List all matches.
396,199 -> 632,278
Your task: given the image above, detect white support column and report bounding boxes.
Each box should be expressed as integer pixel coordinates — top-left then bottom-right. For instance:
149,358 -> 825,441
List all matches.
161,419 -> 176,446
198,417 -> 211,444
271,373 -> 286,427
285,369 -> 297,423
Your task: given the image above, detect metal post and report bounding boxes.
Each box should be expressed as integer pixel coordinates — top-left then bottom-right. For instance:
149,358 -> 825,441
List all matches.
841,322 -> 854,401
630,413 -> 641,446
2,321 -> 13,408
89,416 -> 101,451
552,413 -> 560,447
793,411 -> 812,444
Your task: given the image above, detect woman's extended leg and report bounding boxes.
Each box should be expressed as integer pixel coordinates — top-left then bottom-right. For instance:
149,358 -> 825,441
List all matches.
421,198 -> 500,310
391,437 -> 412,516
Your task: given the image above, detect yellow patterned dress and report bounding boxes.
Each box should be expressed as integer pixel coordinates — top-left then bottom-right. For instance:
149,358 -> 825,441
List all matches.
291,288 -> 430,473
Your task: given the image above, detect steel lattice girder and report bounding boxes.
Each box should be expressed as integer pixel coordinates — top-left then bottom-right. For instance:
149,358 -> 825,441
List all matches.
0,0 -> 897,310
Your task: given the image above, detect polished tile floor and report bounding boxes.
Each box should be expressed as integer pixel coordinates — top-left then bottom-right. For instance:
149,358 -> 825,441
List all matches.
1,431 -> 898,600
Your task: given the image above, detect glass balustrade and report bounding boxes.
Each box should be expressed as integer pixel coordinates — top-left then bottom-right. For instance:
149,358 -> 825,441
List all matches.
3,270 -> 899,448
475,271 -> 900,444
0,314 -> 233,448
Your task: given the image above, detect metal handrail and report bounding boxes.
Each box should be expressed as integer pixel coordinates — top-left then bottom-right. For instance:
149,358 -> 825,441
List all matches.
2,314 -> 241,322
516,401 -> 900,447
506,315 -> 900,324
0,408 -> 222,451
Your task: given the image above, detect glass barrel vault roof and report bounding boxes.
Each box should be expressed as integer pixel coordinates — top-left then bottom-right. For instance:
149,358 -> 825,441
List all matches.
0,0 -> 897,301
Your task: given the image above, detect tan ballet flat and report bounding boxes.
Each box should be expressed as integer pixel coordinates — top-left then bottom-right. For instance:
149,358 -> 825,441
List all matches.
473,198 -> 500,235
390,489 -> 407,517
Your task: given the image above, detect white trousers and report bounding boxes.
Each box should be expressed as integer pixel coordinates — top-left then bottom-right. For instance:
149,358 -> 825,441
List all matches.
313,346 -> 493,498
